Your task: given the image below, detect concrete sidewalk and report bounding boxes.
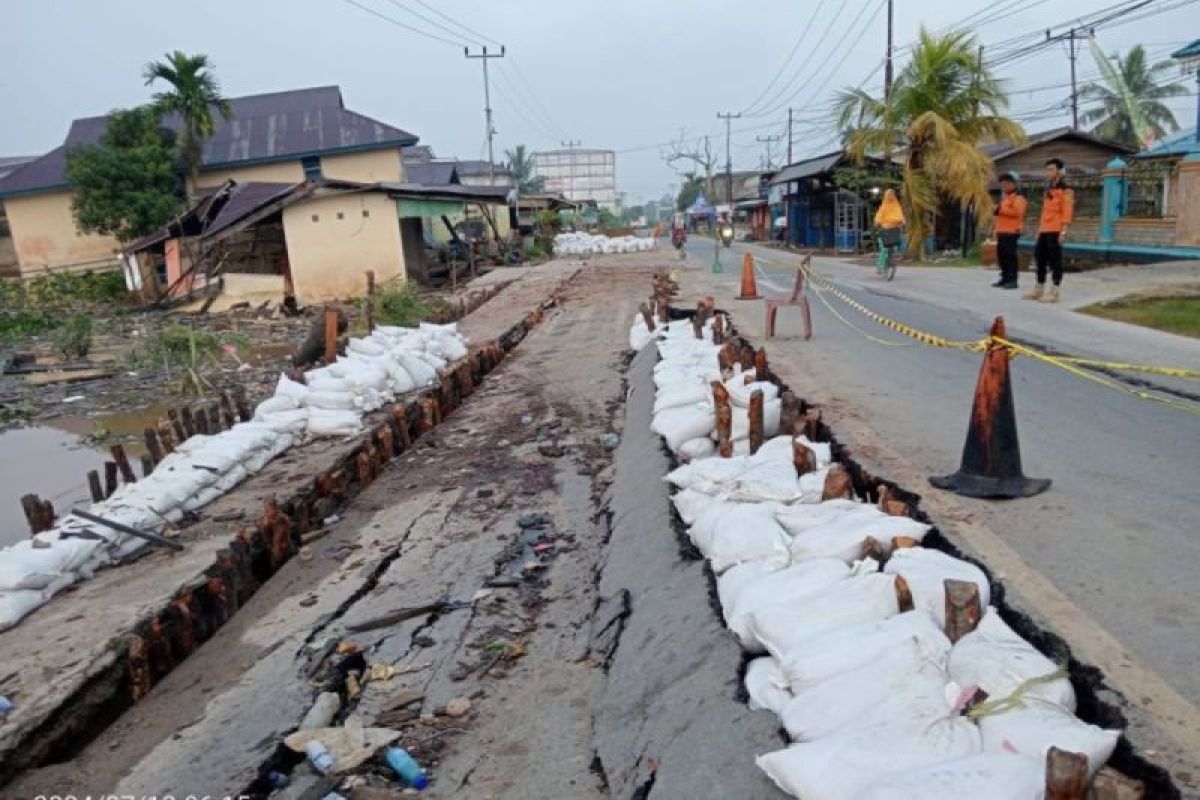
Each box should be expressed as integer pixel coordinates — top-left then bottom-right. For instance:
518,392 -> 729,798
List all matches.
743,243 -> 1200,381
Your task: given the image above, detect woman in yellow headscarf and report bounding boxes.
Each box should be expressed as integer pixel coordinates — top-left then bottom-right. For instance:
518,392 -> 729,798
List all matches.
873,188 -> 905,279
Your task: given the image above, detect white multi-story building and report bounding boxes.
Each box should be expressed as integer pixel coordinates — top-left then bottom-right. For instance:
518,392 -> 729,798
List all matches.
531,148 -> 617,211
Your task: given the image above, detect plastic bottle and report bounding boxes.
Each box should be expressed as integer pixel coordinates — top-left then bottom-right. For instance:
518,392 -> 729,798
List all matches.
384,746 -> 429,790
305,739 -> 335,775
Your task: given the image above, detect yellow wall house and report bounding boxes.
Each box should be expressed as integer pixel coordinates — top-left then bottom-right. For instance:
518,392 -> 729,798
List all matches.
0,85 -> 417,279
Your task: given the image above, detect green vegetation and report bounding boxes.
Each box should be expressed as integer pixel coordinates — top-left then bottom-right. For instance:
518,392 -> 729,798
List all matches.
66,105 -> 183,242
1080,294 -> 1200,339
524,243 -> 548,261
0,311 -> 58,346
51,314 -> 94,360
0,270 -> 127,309
375,284 -> 454,328
143,51 -> 233,189
132,324 -> 249,394
503,144 -> 546,194
1081,44 -> 1186,148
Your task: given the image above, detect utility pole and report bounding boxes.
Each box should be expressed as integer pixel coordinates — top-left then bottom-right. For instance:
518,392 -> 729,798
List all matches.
1047,27 -> 1087,129
717,112 -> 742,217
465,45 -> 506,185
787,108 -> 794,164
561,139 -> 581,203
756,134 -> 783,170
885,0 -> 894,100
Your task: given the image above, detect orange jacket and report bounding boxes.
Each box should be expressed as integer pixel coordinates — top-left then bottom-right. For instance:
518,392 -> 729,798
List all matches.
1039,184 -> 1074,234
994,191 -> 1027,235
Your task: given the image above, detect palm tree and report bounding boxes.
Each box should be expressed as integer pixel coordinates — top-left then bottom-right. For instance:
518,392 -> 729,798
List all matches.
143,51 -> 233,192
835,28 -> 1025,257
1080,45 -> 1187,148
504,145 -> 545,193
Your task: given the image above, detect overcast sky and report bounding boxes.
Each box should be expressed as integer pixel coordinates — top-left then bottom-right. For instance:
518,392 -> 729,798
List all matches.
3,0 -> 1197,203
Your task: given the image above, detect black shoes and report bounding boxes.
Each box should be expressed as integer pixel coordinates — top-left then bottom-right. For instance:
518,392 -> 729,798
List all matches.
992,279 -> 1019,289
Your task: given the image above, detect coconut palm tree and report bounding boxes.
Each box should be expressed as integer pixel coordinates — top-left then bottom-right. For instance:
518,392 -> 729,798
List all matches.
835,28 -> 1025,257
1080,45 -> 1186,148
504,144 -> 545,194
143,51 -> 233,192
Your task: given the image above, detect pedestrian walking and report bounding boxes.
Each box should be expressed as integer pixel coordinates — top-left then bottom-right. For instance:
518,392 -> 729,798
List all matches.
992,172 -> 1027,289
1025,158 -> 1073,303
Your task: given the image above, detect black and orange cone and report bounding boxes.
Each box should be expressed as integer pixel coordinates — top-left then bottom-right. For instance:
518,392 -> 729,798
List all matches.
737,252 -> 760,300
929,316 -> 1051,499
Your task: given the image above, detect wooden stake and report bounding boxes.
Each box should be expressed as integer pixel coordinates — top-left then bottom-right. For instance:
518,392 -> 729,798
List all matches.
944,579 -> 983,643
748,388 -> 765,455
167,408 -> 187,443
144,427 -> 164,465
219,392 -> 237,428
207,403 -> 222,433
140,454 -> 155,478
156,420 -> 176,454
639,303 -> 655,332
793,438 -> 816,475
323,306 -> 339,364
365,270 -> 376,333
110,444 -> 136,484
717,342 -> 736,373
754,347 -> 768,379
713,313 -> 725,344
104,462 -> 119,498
803,408 -> 823,441
712,381 -> 733,458
738,343 -> 755,371
1086,768 -> 1145,800
180,405 -> 197,437
821,464 -> 854,501
1045,747 -> 1089,800
20,494 -> 46,535
87,470 -> 104,503
894,574 -> 914,612
232,385 -> 252,422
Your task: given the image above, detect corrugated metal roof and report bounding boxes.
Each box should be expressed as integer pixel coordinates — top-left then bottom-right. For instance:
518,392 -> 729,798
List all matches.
1136,127 -> 1198,158
404,160 -> 460,186
980,127 -> 1136,160
0,86 -> 417,197
204,181 -> 299,237
455,159 -> 514,177
769,152 -> 844,185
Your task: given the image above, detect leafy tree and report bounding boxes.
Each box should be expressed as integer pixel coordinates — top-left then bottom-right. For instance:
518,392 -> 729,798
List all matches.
1081,44 -> 1186,148
835,28 -> 1025,257
503,144 -> 546,193
144,51 -> 233,190
66,106 -> 183,242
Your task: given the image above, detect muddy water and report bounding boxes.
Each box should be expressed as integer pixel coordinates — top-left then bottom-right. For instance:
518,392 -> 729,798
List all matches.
0,426 -> 108,547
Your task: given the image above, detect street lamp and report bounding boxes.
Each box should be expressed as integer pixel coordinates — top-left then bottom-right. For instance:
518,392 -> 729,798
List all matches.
1171,39 -> 1200,153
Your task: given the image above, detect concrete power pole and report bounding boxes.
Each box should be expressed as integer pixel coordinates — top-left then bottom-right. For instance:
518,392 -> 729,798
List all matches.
465,46 -> 506,185
717,112 -> 742,217
885,0 -> 894,100
787,108 -> 794,165
756,134 -> 783,170
1046,27 -> 1088,130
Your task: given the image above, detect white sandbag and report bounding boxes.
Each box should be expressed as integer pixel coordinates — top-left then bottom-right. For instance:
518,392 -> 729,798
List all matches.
275,374 -> 310,403
748,573 -> 902,662
254,395 -> 299,419
787,514 -> 932,564
307,390 -> 358,411
716,559 -> 777,617
775,500 -> 884,537
796,435 -> 832,467
728,399 -> 781,441
396,353 -> 437,387
438,335 -> 468,361
949,608 -> 1076,711
329,358 -> 389,391
651,404 -> 714,453
259,408 -> 310,435
347,338 -> 385,357
671,488 -> 716,526
244,432 -> 293,473
779,638 -> 950,741
0,588 -> 47,630
979,697 -> 1118,776
629,319 -> 655,351
779,610 -> 952,692
677,437 -> 716,461
757,706 -> 981,800
307,408 -> 365,438
654,366 -> 721,393
212,463 -> 249,495
665,456 -> 749,495
884,547 -> 991,627
306,375 -> 355,393
689,500 -> 791,573
745,656 -> 792,714
858,753 -> 1045,800
727,379 -> 780,408
0,540 -> 69,590
653,383 -> 712,415
723,558 -> 854,651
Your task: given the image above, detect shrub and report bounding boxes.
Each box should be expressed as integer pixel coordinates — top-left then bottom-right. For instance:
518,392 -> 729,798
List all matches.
51,314 -> 94,360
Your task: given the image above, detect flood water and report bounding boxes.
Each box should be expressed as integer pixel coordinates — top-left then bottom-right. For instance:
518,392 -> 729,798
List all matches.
0,426 -> 108,547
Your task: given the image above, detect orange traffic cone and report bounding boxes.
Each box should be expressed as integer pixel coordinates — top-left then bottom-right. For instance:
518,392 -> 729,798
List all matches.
737,252 -> 760,300
929,317 -> 1051,499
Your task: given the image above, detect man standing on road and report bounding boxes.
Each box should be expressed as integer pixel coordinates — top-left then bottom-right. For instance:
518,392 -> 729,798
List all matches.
993,172 -> 1027,289
1025,158 -> 1074,303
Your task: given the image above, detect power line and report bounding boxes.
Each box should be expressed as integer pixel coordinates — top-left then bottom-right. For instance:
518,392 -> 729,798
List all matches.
745,0 -> 852,118
340,0 -> 463,47
400,0 -> 503,46
379,0 -> 474,45
740,0 -> 832,116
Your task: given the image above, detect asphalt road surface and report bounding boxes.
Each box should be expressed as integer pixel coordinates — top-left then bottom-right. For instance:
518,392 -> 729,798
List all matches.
685,236 -> 1200,711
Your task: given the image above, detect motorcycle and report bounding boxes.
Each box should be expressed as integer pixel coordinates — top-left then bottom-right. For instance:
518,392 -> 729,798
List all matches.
671,228 -> 688,260
719,224 -> 735,248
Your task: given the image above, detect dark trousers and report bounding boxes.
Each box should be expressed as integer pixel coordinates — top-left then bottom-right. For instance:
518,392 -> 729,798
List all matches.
1034,232 -> 1063,286
997,233 -> 1020,284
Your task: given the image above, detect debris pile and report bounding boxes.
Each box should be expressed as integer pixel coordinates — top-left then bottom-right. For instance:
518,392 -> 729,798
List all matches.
0,322 -> 469,631
553,232 -> 655,256
636,306 -> 1127,798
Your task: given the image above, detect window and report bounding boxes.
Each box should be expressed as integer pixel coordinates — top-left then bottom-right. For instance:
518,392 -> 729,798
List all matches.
362,209 -> 370,218
302,156 -> 322,182
311,214 -> 319,223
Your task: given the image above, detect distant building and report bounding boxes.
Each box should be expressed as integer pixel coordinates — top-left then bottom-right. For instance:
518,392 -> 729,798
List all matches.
531,148 -> 617,211
455,160 -> 516,188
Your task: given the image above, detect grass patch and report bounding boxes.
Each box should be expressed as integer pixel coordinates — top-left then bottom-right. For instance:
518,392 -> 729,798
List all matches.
0,269 -> 128,309
374,284 -> 454,328
0,311 -> 59,346
1080,294 -> 1200,339
51,314 -> 94,360
131,325 -> 251,395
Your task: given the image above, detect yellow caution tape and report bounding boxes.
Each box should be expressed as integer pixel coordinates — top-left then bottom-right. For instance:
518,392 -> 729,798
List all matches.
1044,356 -> 1200,381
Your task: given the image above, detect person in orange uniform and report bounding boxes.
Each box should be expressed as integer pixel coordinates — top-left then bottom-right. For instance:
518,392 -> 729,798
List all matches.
992,172 -> 1027,289
1026,158 -> 1073,303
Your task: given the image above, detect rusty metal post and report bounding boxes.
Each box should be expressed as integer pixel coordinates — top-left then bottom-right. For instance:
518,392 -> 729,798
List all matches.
103,462 -> 119,498
712,380 -> 733,458
87,470 -> 104,503
1045,747 -> 1089,800
145,427 -> 164,465
748,388 -> 765,455
944,579 -> 983,643
365,270 -> 376,333
111,444 -> 136,484
323,307 -> 339,365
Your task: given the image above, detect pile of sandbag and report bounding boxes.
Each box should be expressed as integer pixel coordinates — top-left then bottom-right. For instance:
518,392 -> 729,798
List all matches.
554,232 -> 654,256
643,316 -> 1121,799
0,321 -> 471,631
